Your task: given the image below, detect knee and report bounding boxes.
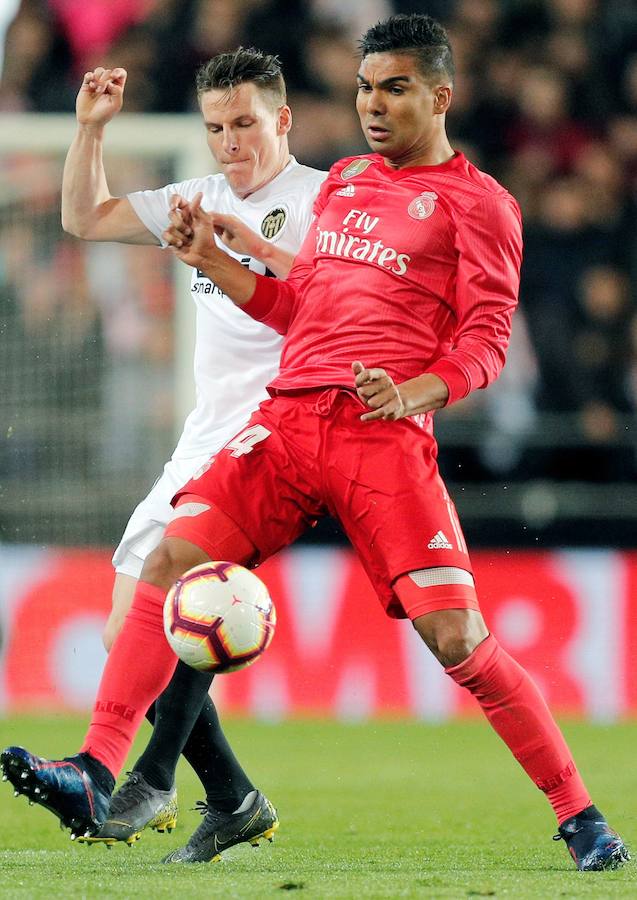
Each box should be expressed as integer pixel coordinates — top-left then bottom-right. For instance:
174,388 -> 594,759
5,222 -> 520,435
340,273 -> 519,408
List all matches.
141,542 -> 183,590
141,538 -> 208,591
413,609 -> 489,668
433,633 -> 480,668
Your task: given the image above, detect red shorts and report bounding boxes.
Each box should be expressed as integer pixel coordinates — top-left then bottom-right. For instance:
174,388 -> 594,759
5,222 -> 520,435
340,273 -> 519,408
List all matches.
174,389 -> 473,618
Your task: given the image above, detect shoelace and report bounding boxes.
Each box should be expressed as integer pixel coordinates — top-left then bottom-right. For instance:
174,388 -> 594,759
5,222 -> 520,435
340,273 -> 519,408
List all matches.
109,772 -> 151,814
191,799 -> 231,820
187,800 -> 228,848
553,819 -> 611,843
192,800 -> 210,817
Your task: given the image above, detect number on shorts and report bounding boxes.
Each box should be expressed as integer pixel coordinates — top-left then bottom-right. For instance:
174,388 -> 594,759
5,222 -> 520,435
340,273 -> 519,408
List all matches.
225,424 -> 272,458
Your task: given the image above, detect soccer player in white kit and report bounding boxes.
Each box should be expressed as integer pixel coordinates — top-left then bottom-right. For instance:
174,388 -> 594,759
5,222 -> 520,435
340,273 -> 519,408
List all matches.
60,48 -> 325,852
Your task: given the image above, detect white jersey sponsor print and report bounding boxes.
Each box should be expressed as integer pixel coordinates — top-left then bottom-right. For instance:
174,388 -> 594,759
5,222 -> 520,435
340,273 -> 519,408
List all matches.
314,208 -> 411,277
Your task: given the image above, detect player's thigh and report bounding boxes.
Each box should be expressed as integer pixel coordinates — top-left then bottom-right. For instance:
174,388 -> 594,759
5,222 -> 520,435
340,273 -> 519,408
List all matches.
163,495 -> 257,570
327,411 -> 472,616
103,572 -> 138,651
173,405 -> 325,563
112,453 -> 213,578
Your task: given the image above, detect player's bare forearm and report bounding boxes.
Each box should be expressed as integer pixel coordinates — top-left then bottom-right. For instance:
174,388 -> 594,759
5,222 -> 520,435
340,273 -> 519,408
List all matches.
209,212 -> 296,279
394,372 -> 449,415
230,238 -> 295,280
62,131 -> 158,244
62,66 -> 120,237
61,125 -> 111,236
353,362 -> 449,421
256,243 -> 296,279
189,249 -> 258,307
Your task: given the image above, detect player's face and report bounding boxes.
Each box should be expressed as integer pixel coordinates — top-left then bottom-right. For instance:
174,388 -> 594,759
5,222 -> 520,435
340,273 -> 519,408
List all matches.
356,52 -> 452,168
200,82 -> 291,197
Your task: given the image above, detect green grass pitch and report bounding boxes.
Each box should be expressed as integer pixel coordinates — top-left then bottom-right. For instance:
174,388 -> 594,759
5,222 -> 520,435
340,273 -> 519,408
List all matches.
0,716 -> 634,898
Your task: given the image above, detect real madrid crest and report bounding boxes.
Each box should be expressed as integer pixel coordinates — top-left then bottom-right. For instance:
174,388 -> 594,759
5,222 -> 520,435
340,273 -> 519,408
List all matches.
340,158 -> 373,180
408,191 -> 438,220
261,206 -> 287,240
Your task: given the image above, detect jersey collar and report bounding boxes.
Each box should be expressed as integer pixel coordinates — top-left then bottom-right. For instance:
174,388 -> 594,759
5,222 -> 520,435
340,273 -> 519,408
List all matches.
369,151 -> 465,180
240,156 -> 297,204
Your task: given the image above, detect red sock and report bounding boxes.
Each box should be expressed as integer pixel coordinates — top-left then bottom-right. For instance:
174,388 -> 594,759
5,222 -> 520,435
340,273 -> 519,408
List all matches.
80,582 -> 177,778
446,634 -> 591,824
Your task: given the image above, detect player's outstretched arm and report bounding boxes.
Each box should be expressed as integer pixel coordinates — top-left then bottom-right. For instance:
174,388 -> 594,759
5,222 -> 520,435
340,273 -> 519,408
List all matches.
166,195 -> 257,306
353,361 -> 449,421
61,67 -> 158,245
211,213 -> 296,279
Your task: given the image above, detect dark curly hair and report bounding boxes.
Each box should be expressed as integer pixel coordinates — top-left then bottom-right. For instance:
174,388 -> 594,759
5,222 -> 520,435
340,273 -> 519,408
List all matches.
359,14 -> 454,84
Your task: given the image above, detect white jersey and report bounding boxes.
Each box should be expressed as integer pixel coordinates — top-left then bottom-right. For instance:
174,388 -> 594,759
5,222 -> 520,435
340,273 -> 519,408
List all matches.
128,157 -> 326,460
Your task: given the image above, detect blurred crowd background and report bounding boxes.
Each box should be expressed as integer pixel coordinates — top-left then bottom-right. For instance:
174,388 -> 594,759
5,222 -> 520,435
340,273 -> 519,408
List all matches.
1,0 -> 637,548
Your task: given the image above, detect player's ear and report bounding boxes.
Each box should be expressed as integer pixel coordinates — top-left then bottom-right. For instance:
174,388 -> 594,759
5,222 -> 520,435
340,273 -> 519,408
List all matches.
277,104 -> 292,136
433,85 -> 452,115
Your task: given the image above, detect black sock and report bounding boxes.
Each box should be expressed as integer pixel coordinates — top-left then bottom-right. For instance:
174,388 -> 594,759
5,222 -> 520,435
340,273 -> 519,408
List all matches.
78,752 -> 115,795
146,702 -> 156,726
180,690 -> 255,812
574,804 -> 601,821
135,661 -> 212,792
135,661 -> 254,811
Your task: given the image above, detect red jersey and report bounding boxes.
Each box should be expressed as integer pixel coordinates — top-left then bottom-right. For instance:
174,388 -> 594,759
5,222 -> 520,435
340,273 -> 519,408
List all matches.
243,151 -> 523,405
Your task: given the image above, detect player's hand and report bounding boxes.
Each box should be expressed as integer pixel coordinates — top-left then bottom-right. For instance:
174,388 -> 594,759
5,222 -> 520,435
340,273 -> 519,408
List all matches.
163,194 -> 195,249
353,363 -> 450,421
76,68 -> 127,126
353,361 -> 406,421
210,213 -> 268,259
168,194 -> 225,270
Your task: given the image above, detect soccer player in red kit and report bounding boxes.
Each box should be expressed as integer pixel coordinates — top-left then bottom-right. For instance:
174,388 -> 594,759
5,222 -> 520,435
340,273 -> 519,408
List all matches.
3,14 -> 628,872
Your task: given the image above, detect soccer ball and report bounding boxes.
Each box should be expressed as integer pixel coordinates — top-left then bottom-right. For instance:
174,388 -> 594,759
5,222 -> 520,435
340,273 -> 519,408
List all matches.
163,561 -> 276,673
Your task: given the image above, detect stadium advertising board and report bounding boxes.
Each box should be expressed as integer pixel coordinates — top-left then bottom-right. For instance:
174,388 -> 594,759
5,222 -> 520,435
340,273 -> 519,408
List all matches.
0,546 -> 635,720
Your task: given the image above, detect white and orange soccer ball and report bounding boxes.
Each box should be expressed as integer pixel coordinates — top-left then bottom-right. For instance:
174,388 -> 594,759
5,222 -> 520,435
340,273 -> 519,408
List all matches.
163,562 -> 276,673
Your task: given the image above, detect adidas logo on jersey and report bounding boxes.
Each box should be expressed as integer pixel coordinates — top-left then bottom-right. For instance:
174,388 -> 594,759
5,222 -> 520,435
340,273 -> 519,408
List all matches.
427,530 -> 453,550
336,184 -> 356,197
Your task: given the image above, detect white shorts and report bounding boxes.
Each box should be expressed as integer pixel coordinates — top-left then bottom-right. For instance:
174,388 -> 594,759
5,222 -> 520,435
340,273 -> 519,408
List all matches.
112,452 -> 213,579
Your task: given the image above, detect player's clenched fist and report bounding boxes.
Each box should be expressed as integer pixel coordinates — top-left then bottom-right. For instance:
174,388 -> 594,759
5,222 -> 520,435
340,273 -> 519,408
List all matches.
353,361 -> 406,422
77,67 -> 127,126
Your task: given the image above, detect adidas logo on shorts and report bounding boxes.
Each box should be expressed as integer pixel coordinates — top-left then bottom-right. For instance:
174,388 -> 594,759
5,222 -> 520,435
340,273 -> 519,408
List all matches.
427,530 -> 453,550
